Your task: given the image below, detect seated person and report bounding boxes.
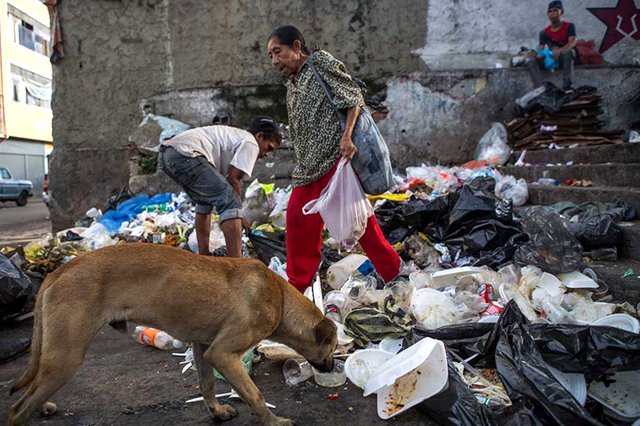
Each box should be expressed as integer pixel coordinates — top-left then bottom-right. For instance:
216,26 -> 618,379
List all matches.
527,0 -> 578,92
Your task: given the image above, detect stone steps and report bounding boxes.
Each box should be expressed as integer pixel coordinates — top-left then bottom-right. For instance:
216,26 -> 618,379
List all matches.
588,259 -> 640,304
526,185 -> 640,213
508,143 -> 640,165
501,163 -> 639,188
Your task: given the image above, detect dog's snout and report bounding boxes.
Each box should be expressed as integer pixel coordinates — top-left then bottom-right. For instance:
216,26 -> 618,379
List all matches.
311,356 -> 334,373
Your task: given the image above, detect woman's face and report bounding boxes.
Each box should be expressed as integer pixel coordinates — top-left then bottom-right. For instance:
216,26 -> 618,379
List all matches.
267,37 -> 303,77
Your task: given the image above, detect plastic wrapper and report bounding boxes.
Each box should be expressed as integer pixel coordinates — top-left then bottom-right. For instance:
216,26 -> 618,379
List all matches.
242,180 -> 275,228
0,253 -> 33,320
514,206 -> 582,274
302,159 -> 373,250
473,123 -> 511,165
515,82 -> 597,115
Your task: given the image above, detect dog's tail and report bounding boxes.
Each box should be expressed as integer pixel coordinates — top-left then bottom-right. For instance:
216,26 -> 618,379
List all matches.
10,280 -> 46,394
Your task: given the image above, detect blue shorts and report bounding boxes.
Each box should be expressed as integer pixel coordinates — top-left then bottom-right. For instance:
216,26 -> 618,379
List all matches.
159,146 -> 242,222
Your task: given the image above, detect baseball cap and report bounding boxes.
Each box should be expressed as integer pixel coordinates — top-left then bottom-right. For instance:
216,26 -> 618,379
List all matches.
248,116 -> 279,134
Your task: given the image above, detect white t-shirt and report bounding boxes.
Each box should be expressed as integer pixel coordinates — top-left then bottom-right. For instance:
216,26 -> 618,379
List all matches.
162,126 -> 259,177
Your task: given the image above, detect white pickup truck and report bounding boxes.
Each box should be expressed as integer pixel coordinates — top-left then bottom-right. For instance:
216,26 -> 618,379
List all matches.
0,166 -> 33,206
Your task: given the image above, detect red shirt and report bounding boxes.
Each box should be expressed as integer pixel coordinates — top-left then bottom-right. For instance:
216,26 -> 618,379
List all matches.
540,21 -> 576,49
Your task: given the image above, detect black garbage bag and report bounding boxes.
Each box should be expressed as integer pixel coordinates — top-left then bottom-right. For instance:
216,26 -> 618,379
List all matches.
568,215 -> 622,249
248,231 -> 287,265
0,253 -> 33,320
514,206 -> 582,274
516,82 -> 598,115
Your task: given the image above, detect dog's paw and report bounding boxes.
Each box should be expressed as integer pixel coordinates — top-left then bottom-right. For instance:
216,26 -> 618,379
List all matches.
211,403 -> 238,421
268,417 -> 294,426
40,401 -> 57,417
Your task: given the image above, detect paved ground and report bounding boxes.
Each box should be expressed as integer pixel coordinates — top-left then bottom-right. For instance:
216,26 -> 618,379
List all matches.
1,318 -> 435,425
0,199 -> 51,247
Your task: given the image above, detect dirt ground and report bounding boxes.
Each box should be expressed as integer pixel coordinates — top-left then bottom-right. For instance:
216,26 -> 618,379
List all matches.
0,317 -> 436,426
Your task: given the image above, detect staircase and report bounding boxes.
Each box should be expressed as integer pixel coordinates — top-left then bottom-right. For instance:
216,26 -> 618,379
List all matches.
501,143 -> 640,303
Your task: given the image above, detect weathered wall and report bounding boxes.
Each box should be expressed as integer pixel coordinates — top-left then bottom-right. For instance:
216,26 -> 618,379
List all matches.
49,0 -> 640,230
420,0 -> 640,69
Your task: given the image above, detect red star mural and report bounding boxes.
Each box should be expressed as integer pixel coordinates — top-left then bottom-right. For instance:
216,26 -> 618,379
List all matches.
587,0 -> 640,52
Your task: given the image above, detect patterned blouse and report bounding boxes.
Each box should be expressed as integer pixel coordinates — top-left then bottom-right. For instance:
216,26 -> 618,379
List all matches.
285,50 -> 364,187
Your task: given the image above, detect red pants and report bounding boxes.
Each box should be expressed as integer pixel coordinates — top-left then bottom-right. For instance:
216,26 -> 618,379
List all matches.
286,161 -> 401,292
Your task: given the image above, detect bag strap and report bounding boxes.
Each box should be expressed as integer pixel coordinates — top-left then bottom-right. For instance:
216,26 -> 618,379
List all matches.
307,58 -> 345,132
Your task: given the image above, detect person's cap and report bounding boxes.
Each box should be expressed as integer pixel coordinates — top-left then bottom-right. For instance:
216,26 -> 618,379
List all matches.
548,1 -> 563,11
248,116 -> 279,134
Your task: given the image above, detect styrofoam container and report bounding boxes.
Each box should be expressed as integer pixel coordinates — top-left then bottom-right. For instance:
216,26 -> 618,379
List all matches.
379,338 -> 403,354
537,272 -> 565,297
592,314 -> 640,333
546,365 -> 587,406
345,349 -> 394,389
589,370 -> 640,421
363,337 -> 448,419
431,267 -> 486,287
557,271 -> 598,289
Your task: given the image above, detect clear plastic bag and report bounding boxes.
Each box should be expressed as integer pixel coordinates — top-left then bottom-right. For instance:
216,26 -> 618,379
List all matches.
473,123 -> 511,165
495,175 -> 529,207
303,159 -> 373,250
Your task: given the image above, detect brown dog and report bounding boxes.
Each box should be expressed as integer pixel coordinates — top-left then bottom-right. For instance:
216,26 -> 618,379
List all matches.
8,243 -> 337,426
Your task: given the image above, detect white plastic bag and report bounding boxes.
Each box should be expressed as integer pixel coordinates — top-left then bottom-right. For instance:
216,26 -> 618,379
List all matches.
495,175 -> 529,206
302,158 -> 373,250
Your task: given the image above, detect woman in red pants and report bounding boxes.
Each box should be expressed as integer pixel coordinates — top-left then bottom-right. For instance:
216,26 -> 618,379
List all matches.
267,25 -> 400,292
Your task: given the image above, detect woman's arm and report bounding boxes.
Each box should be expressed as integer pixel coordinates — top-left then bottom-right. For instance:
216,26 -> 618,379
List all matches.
340,105 -> 360,159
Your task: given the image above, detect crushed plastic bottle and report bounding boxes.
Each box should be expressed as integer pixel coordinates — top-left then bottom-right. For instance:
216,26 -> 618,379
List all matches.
132,326 -> 184,350
323,290 -> 351,323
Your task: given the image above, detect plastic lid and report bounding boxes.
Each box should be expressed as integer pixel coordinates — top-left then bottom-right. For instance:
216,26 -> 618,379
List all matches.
592,313 -> 640,333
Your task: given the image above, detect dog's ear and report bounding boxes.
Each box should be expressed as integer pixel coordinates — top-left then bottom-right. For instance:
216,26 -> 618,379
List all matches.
314,317 -> 336,346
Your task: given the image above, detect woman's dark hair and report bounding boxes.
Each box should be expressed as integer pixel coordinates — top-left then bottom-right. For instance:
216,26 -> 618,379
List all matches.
268,25 -> 310,55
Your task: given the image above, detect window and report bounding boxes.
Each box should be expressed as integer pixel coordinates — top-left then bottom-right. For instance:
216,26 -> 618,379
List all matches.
8,10 -> 50,57
0,169 -> 10,179
10,65 -> 52,109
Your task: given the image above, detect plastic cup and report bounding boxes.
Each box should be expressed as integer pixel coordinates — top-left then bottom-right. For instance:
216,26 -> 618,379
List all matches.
313,359 -> 347,387
282,359 -> 313,386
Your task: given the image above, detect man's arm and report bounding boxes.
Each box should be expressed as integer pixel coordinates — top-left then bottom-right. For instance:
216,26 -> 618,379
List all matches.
553,23 -> 577,58
226,165 -> 246,197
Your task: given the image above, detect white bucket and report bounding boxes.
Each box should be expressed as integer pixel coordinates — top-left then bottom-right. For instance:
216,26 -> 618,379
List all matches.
326,254 -> 369,290
364,337 -> 448,419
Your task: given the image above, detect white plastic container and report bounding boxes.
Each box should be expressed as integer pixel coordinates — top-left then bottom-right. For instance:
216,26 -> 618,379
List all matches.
345,349 -> 394,389
430,267 -> 486,287
557,270 -> 598,289
589,370 -> 640,421
364,337 -> 448,419
592,313 -> 640,333
546,365 -> 587,406
537,272 -> 565,297
379,337 -> 403,355
326,254 -> 369,290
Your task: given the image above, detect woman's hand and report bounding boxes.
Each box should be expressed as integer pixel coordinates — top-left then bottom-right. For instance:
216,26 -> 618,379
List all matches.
340,134 -> 357,160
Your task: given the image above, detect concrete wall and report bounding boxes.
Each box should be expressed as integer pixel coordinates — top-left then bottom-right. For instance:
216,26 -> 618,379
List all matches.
420,0 -> 640,69
49,0 -> 640,230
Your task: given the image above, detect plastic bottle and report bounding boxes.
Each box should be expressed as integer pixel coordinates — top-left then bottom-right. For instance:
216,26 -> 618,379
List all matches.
323,290 -> 350,323
132,326 -> 184,350
341,260 -> 378,302
326,254 -> 369,289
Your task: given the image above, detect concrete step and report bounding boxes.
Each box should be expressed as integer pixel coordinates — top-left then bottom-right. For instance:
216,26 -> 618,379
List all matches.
526,185 -> 640,213
500,163 -> 640,188
588,259 -> 640,305
619,222 -> 640,262
508,143 -> 640,165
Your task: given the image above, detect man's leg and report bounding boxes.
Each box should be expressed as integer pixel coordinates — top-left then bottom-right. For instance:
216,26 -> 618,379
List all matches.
195,212 -> 212,255
559,50 -> 575,90
219,218 -> 242,257
526,56 -> 545,87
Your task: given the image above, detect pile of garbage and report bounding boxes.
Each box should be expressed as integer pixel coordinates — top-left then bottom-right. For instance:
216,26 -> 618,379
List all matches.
2,150 -> 639,424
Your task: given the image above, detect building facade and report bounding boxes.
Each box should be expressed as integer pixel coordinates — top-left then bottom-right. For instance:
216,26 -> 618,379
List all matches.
0,0 -> 52,195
